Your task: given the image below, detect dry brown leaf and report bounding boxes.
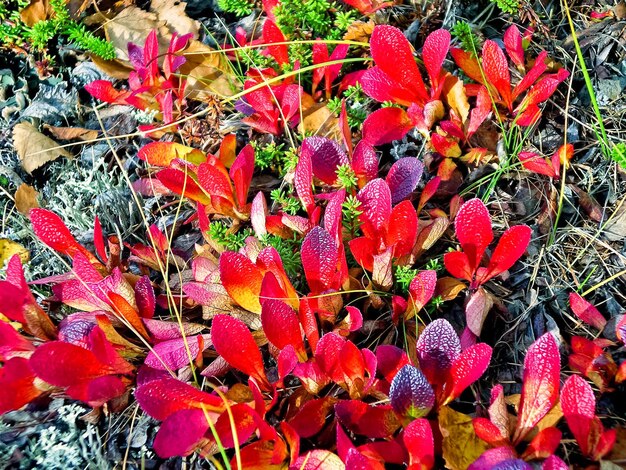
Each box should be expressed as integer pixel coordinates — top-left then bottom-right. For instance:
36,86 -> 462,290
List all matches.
569,184 -> 603,222
439,406 -> 489,470
177,40 -> 241,99
45,125 -> 99,142
0,239 -> 29,267
298,102 -> 341,140
436,276 -> 467,301
89,54 -> 135,80
13,122 -> 72,174
102,7 -> 161,61
14,184 -> 39,215
20,0 -> 53,27
344,20 -> 375,43
150,0 -> 199,40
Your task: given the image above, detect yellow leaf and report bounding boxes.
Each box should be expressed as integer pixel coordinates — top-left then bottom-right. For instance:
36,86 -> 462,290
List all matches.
14,183 -> 39,215
439,406 -> 489,470
0,239 -> 29,267
13,122 -> 71,174
444,76 -> 470,125
343,20 -> 375,43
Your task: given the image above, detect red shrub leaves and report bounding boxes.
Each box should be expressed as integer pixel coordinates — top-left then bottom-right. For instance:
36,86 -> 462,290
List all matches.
561,375 -> 616,460
444,198 -> 531,291
513,333 -> 560,444
569,292 -> 607,330
211,315 -> 271,390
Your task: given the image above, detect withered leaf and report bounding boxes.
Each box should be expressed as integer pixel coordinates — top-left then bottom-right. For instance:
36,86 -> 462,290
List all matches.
439,406 -> 489,470
44,125 -> 99,142
0,239 -> 29,267
14,184 -> 39,215
13,122 -> 72,174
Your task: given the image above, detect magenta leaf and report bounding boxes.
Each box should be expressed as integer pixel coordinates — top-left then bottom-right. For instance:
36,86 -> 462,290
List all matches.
385,157 -> 424,204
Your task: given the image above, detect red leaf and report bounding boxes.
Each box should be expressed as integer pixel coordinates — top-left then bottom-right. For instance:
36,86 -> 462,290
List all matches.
261,299 -> 306,360
389,364 -> 435,419
513,333 -> 560,444
303,136 -> 349,185
386,158 -> 423,204
211,403 -> 258,448
406,270 -> 437,317
0,321 -> 35,360
30,209 -> 93,260
219,251 -> 264,313
84,80 -> 131,105
263,21 -> 289,66
403,419 -> 435,469
376,345 -> 411,384
445,342 -> 492,403
156,168 -> 211,205
229,144 -> 255,208
482,40 -> 512,109
367,26 -> 427,103
503,25 -> 524,68
352,142 -> 379,186
569,293 -> 607,330
357,179 -> 391,239
93,217 -> 107,263
334,400 -> 401,439
473,417 -> 508,447
289,397 -> 337,438
518,152 -> 558,178
135,377 -> 225,420
0,357 -> 42,414
197,161 -> 234,202
135,276 -> 155,319
362,107 -> 414,146
450,48 -> 484,85
211,315 -> 270,389
454,198 -> 493,274
512,51 -> 548,99
416,318 -> 461,386
479,225 -> 531,285
386,200 -> 418,256
423,29 -> 451,91
521,427 -> 562,460
153,408 -> 210,457
301,226 -> 339,294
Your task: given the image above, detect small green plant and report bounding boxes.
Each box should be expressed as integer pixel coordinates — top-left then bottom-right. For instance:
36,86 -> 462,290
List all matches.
425,257 -> 443,272
270,188 -> 302,215
217,0 -> 254,16
451,21 -> 480,54
259,233 -> 303,279
610,142 -> 626,169
395,265 -> 418,293
208,221 -> 253,251
336,165 -> 358,191
1,0 -> 115,59
334,10 -> 358,32
275,0 -> 334,38
253,142 -> 299,177
489,0 -> 520,14
342,194 -> 362,237
328,84 -> 371,129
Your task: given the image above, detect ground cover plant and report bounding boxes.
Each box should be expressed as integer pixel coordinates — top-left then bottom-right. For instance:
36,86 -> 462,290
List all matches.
1,0 -> 626,468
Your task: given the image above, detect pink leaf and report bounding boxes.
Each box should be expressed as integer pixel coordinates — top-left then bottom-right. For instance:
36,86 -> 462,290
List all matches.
302,226 -> 339,294
513,333 -> 560,444
362,107 -> 414,146
446,342 -> 492,403
303,136 -> 349,185
454,198 -> 493,274
261,299 -> 306,359
569,293 -> 607,331
357,179 -> 392,239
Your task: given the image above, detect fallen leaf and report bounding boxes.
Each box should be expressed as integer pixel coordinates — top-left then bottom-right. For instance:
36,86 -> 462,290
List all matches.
150,0 -> 199,40
604,201 -> 626,242
569,185 -> 603,223
101,7 -> 161,62
20,0 -> 53,27
14,184 -> 39,215
13,122 -> 71,174
298,102 -> 341,140
436,276 -> 466,301
44,125 -> 99,142
177,40 -> 240,99
90,54 -> 135,80
439,406 -> 488,470
0,240 -> 29,267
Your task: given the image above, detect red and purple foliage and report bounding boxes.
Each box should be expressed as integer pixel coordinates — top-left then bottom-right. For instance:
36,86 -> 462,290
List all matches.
451,25 -> 570,126
85,30 -> 192,131
3,17 -> 617,470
